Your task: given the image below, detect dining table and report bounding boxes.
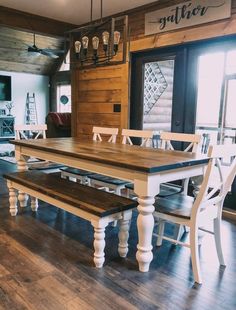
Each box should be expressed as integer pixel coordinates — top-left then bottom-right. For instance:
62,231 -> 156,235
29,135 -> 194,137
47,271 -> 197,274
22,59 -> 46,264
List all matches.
11,137 -> 209,272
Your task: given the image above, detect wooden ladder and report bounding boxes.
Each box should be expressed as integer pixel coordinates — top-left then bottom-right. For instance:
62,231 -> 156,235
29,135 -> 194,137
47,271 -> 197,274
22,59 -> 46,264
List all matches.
25,92 -> 38,125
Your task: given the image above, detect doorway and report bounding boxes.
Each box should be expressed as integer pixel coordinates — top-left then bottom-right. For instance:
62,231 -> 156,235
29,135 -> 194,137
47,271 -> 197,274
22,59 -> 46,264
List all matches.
130,47 -> 188,147
130,37 -> 236,211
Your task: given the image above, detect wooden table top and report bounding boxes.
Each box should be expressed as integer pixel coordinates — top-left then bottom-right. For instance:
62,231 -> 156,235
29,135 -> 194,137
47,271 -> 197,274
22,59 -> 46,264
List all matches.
11,138 -> 209,173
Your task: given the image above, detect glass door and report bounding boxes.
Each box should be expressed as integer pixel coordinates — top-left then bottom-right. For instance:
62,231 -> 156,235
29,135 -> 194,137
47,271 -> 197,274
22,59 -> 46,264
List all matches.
194,48 -> 236,210
142,59 -> 175,133
130,48 -> 187,148
195,50 -> 236,148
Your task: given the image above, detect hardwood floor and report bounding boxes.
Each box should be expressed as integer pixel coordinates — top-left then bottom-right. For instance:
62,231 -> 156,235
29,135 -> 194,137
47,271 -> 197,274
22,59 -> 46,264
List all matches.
0,159 -> 235,310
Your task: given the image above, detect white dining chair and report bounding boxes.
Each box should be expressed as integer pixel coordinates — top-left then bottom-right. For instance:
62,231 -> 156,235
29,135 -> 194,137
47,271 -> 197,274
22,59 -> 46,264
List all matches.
121,129 -> 154,147
14,124 -> 63,172
15,124 -> 47,140
126,131 -> 201,201
153,143 -> 236,284
61,126 -> 119,184
159,132 -> 202,195
89,129 -> 154,195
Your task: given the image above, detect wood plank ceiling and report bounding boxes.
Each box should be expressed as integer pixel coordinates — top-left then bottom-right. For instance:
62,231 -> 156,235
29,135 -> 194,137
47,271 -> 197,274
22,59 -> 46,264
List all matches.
0,26 -> 65,75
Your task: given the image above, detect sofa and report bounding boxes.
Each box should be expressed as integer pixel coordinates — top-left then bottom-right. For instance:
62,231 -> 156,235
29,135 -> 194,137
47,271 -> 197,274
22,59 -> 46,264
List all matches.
46,112 -> 71,138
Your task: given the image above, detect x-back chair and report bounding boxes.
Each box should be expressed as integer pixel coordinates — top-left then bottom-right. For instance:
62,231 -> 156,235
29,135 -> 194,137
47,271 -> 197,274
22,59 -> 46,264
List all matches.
153,143 -> 236,284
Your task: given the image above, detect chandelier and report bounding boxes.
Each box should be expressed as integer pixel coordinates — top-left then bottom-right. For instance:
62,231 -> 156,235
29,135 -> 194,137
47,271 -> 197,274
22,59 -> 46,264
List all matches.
67,0 -> 129,68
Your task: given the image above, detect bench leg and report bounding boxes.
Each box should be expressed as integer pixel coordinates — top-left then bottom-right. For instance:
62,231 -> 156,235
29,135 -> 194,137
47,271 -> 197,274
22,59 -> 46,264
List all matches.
118,211 -> 132,258
91,221 -> 107,268
18,191 -> 29,208
17,157 -> 28,208
8,185 -> 18,216
31,197 -> 38,212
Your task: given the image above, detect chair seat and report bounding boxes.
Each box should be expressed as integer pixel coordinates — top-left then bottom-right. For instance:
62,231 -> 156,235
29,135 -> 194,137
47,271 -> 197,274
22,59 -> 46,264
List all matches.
125,183 -> 182,197
60,167 -> 95,177
154,193 -> 195,219
29,162 -> 65,170
89,174 -> 129,186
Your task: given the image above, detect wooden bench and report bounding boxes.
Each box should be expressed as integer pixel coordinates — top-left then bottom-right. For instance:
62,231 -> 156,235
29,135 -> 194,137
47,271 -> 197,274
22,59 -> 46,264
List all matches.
4,171 -> 137,268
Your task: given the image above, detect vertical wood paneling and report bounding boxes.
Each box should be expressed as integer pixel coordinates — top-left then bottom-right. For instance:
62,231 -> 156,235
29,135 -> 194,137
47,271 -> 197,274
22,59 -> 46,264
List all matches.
75,64 -> 128,139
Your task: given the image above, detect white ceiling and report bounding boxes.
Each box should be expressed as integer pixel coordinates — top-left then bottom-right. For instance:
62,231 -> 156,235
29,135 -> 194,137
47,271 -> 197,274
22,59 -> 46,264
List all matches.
0,0 -> 157,25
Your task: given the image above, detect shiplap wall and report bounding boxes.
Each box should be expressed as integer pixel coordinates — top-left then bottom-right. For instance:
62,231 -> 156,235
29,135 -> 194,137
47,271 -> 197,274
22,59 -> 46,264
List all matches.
72,0 -> 236,138
74,64 -> 129,139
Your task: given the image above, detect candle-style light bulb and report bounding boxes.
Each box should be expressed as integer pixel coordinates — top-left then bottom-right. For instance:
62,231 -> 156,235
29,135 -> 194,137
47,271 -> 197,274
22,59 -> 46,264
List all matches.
102,31 -> 109,53
92,36 -> 99,64
74,41 -> 81,59
82,36 -> 89,56
92,36 -> 99,50
113,31 -> 120,54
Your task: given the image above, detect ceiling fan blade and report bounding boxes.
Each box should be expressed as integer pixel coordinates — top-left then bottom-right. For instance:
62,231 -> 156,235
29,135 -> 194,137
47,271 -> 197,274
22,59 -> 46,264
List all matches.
27,45 -> 41,56
39,49 -> 59,58
43,48 -> 64,54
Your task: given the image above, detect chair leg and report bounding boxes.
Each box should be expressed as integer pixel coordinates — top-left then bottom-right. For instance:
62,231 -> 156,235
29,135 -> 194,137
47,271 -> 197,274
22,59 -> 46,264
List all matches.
112,187 -> 121,227
156,219 -> 165,246
190,225 -> 202,284
182,178 -> 189,195
111,220 -> 117,227
18,191 -> 28,208
213,217 -> 226,266
173,224 -> 183,243
81,176 -> 88,185
31,197 -> 38,212
115,187 -> 121,196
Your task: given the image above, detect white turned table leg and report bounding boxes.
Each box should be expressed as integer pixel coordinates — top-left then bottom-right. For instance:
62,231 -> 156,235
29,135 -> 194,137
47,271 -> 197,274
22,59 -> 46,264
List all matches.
91,220 -> 107,268
17,157 -> 28,207
136,196 -> 155,272
118,211 -> 132,257
8,184 -> 18,216
31,197 -> 38,212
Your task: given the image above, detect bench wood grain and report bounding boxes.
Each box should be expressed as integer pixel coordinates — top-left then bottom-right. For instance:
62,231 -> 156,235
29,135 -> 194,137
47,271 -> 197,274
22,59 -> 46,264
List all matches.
4,171 -> 137,268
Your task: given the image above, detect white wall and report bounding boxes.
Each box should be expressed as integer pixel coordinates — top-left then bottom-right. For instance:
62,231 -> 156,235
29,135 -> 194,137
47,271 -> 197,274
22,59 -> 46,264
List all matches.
0,70 -> 49,125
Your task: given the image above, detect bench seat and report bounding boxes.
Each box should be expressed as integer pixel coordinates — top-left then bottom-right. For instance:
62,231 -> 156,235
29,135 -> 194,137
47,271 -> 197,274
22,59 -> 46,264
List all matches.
4,171 -> 137,268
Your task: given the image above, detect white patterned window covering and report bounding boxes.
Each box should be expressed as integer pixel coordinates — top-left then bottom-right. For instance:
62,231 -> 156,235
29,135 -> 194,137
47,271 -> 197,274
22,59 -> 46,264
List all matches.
143,62 -> 168,115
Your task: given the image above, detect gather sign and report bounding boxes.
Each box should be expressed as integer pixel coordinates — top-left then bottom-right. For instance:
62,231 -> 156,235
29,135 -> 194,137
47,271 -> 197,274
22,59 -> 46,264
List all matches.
145,0 -> 231,35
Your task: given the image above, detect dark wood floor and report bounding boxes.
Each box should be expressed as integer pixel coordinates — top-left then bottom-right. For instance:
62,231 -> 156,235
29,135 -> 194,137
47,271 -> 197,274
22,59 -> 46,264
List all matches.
0,159 -> 235,310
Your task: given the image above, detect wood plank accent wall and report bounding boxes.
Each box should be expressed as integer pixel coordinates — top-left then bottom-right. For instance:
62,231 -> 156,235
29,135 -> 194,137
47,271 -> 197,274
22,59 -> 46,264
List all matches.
74,64 -> 129,139
72,0 -> 236,138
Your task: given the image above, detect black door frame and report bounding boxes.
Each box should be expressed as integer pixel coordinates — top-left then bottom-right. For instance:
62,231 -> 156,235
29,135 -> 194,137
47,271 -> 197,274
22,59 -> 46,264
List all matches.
130,46 -> 188,135
130,35 -> 236,136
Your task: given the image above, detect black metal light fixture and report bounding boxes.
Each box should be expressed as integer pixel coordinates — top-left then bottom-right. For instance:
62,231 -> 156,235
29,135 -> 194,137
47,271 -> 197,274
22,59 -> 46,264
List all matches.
68,0 -> 128,67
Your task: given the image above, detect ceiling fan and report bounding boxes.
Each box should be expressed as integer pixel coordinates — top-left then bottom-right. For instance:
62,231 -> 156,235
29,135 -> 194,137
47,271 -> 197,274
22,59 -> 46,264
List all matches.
27,33 -> 64,58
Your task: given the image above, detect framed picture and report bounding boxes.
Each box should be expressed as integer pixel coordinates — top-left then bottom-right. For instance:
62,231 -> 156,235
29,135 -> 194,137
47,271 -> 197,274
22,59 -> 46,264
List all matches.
0,75 -> 12,101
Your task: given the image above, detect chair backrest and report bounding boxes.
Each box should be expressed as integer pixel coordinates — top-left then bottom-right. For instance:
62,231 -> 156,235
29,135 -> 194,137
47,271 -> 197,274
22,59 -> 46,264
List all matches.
14,124 -> 47,140
160,132 -> 201,153
121,129 -> 154,147
191,144 -> 236,219
92,126 -> 119,143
